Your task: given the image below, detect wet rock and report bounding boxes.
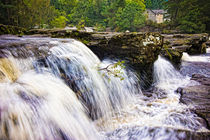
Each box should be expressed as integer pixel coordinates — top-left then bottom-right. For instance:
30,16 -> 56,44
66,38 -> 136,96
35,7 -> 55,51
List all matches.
178,74 -> 210,129
186,36 -> 208,55
143,87 -> 168,99
107,126 -> 210,140
0,35 -> 55,58
180,61 -> 210,78
161,46 -> 183,65
26,29 -> 163,88
161,33 -> 209,65
0,58 -> 21,82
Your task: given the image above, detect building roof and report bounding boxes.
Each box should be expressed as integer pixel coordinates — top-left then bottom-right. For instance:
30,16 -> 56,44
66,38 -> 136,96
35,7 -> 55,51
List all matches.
146,9 -> 166,15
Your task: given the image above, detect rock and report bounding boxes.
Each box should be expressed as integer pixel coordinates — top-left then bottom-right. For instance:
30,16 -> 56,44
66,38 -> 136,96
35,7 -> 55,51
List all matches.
180,61 -> 210,77
26,29 -> 163,88
161,45 -> 183,65
107,126 -> 210,140
0,35 -> 53,58
161,33 -> 209,65
0,58 -> 21,82
186,35 -> 208,55
93,32 -> 163,88
178,74 -> 210,129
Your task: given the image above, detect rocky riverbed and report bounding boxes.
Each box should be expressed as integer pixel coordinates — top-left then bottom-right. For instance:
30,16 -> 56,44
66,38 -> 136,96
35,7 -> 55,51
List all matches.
177,51 -> 210,131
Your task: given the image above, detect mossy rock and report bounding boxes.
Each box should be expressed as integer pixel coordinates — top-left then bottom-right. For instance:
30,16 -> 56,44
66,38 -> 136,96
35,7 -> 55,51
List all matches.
161,45 -> 183,65
0,24 -> 26,35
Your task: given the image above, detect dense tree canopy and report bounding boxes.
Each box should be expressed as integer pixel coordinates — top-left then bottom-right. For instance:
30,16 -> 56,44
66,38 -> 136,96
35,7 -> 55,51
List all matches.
145,0 -> 165,9
0,0 -> 146,31
165,0 -> 210,33
0,0 -> 209,33
0,0 -> 58,28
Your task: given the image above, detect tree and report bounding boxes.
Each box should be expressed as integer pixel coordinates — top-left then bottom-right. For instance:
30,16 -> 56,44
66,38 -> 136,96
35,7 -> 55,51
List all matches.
145,0 -> 165,9
115,0 -> 146,31
165,0 -> 209,33
0,0 -> 58,28
50,15 -> 68,28
145,0 -> 152,8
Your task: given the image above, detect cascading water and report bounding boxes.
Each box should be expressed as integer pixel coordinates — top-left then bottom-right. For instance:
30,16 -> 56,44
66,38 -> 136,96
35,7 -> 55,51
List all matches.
0,36 -> 209,140
0,71 -> 100,140
181,51 -> 210,77
100,56 -> 209,139
33,39 -> 139,119
153,56 -> 194,95
0,36 -> 141,139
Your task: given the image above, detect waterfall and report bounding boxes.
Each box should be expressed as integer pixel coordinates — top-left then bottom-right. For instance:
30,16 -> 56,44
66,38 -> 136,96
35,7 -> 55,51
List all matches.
0,71 -> 100,140
153,56 -> 192,95
0,36 -> 209,140
181,52 -> 210,77
33,39 -> 140,119
182,52 -> 210,62
0,36 -> 142,139
96,56 -> 207,136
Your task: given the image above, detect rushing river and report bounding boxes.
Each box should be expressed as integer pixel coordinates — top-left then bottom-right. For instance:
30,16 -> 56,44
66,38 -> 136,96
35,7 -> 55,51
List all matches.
0,36 -> 209,140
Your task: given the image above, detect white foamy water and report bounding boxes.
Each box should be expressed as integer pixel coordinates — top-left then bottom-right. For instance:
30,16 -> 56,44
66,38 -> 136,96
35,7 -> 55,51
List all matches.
96,56 -> 208,138
0,71 -> 100,140
34,39 -> 140,120
0,36 -> 209,140
207,48 -> 210,53
154,56 -> 194,95
182,52 -> 210,62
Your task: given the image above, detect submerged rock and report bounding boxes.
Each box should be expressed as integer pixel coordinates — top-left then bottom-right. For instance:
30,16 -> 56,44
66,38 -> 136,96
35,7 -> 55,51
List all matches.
0,58 -> 20,82
107,126 -> 210,140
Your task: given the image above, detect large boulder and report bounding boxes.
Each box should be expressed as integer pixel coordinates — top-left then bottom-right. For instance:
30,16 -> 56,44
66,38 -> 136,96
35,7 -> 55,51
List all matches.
26,30 -> 164,87
177,74 -> 210,129
161,33 -> 209,65
91,32 -> 163,88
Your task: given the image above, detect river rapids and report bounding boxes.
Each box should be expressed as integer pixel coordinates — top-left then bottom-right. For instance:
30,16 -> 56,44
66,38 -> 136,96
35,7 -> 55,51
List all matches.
0,36 -> 209,140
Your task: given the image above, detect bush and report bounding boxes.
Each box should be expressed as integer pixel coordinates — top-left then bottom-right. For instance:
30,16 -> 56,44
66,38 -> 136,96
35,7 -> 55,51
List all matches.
50,16 -> 68,28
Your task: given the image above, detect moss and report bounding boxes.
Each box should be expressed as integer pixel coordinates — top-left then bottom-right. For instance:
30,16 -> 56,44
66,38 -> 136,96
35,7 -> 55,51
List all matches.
80,39 -> 90,45
164,47 -> 173,60
0,24 -> 26,35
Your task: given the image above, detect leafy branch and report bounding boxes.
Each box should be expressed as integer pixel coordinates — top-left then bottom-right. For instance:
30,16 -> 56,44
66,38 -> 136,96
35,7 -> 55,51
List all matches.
98,60 -> 126,81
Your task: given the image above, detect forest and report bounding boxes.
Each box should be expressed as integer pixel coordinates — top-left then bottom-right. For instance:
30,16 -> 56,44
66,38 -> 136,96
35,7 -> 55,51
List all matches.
0,0 -> 209,33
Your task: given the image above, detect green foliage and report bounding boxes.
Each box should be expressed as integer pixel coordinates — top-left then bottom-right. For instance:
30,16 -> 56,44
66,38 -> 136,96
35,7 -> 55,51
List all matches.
114,0 -> 146,31
99,60 -> 126,81
0,0 -> 58,28
67,0 -> 146,31
50,15 -> 68,28
76,19 -> 85,30
165,0 -> 210,33
145,0 -> 165,9
94,23 -> 106,32
0,0 -> 146,31
178,9 -> 205,33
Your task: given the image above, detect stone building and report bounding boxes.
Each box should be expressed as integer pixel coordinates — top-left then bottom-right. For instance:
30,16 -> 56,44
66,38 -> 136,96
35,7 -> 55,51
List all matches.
146,9 -> 168,24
